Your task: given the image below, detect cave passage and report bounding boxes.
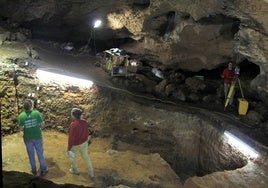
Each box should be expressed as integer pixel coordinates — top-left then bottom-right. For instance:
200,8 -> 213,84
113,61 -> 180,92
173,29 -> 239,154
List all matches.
239,59 -> 260,80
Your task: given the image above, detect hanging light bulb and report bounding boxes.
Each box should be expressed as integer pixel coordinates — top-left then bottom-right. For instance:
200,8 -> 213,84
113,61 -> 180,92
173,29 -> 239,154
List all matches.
93,20 -> 102,28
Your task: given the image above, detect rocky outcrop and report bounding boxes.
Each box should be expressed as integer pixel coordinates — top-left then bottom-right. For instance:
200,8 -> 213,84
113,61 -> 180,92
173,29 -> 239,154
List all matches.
0,0 -> 267,104
224,0 -> 268,106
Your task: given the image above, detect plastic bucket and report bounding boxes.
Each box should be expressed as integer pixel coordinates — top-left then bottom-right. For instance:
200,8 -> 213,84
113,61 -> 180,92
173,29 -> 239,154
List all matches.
238,98 -> 248,115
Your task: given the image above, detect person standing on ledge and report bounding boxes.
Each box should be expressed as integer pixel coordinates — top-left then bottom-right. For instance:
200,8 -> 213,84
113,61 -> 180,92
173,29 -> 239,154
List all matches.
221,62 -> 235,106
18,99 -> 48,176
67,108 -> 94,180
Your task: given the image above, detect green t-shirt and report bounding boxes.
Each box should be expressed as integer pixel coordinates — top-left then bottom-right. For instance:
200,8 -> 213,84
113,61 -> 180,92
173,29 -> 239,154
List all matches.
18,110 -> 44,140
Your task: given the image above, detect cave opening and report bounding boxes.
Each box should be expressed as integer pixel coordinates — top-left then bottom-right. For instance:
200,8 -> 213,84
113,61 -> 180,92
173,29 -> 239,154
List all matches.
239,59 -> 260,80
185,58 -> 260,82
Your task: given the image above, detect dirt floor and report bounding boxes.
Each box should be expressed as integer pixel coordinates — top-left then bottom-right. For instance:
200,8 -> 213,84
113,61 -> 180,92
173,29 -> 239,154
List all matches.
2,130 -> 182,188
2,131 -> 96,187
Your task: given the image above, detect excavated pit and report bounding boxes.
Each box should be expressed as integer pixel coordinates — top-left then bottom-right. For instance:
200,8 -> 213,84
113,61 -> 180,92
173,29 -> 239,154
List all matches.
108,110 -> 248,182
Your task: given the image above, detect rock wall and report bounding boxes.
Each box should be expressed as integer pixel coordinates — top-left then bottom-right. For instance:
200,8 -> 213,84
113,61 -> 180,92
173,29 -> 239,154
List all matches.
0,56 -> 102,135
1,0 -> 267,104
0,0 -> 266,70
224,0 -> 268,106
0,61 -> 19,134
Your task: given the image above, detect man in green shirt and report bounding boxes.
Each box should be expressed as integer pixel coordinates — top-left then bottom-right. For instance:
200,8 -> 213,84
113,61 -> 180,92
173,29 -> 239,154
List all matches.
18,99 -> 48,176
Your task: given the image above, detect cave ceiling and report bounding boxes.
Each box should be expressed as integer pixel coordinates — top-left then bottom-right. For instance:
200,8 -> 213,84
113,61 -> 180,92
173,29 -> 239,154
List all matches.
0,0 -> 268,100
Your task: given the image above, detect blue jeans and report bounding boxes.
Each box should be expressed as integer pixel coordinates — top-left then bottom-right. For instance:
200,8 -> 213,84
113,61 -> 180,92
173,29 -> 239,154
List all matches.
24,139 -> 48,173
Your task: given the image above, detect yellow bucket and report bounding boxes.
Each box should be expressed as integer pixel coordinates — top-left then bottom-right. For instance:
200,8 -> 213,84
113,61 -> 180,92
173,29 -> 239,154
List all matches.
238,98 -> 248,115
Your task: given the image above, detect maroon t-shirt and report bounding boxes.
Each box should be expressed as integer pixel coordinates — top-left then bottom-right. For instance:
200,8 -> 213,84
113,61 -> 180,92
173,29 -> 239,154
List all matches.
68,119 -> 89,151
222,68 -> 235,84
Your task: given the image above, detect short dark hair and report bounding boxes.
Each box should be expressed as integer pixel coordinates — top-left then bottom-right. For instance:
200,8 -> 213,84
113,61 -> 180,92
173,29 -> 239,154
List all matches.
24,99 -> 33,111
71,108 -> 83,119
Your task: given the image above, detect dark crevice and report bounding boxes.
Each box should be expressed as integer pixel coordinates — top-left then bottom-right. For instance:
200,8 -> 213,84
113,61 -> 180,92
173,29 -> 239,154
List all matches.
238,59 -> 260,79
22,20 -> 74,42
183,67 -> 223,80
12,65 -> 20,118
1,16 -> 8,21
198,14 -> 240,39
182,58 -> 260,81
165,11 -> 176,34
157,11 -> 176,36
197,14 -> 239,25
179,12 -> 191,20
132,0 -> 150,9
94,37 -> 136,53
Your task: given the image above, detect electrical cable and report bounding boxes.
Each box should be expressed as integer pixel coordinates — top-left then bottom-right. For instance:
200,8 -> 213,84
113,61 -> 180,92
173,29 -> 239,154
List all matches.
93,78 -> 251,127
93,78 -> 268,152
31,42 -> 256,129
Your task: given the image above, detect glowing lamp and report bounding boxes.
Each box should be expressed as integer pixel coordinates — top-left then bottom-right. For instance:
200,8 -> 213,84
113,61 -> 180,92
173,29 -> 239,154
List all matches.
36,69 -> 93,88
224,131 -> 258,159
93,20 -> 102,28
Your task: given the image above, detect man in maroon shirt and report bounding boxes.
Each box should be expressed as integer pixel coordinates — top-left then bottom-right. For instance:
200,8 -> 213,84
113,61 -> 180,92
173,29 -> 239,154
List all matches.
221,62 -> 235,105
67,108 -> 94,180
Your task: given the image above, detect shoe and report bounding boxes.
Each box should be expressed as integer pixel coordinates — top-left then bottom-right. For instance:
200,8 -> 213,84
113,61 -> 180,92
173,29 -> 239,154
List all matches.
40,169 -> 49,176
89,174 -> 94,181
31,170 -> 37,176
230,104 -> 235,108
88,171 -> 94,180
69,168 -> 80,175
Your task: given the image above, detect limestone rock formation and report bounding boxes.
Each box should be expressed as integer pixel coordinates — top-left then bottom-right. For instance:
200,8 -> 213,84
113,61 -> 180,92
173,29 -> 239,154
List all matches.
0,0 -> 267,104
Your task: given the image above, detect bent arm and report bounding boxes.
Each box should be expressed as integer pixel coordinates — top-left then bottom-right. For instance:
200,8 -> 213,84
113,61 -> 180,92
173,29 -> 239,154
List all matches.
18,125 -> 24,131
40,121 -> 46,128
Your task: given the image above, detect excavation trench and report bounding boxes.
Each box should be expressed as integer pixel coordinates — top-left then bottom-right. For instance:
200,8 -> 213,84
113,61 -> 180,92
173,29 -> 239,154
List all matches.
109,113 -> 248,183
